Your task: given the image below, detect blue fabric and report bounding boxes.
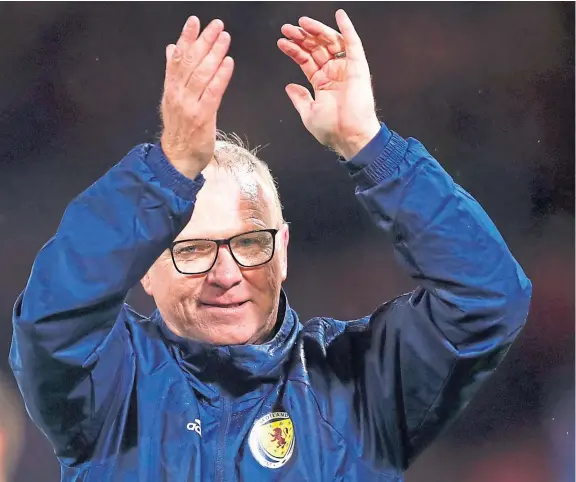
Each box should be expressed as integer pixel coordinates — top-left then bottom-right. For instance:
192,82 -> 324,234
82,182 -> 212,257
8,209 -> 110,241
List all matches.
10,127 -> 532,481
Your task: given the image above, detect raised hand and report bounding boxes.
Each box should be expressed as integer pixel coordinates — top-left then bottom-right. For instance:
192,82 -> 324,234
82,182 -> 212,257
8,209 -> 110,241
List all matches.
278,10 -> 380,160
160,17 -> 234,179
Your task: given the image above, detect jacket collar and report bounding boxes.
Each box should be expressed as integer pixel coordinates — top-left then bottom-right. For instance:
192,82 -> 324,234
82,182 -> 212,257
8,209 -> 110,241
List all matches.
151,290 -> 300,399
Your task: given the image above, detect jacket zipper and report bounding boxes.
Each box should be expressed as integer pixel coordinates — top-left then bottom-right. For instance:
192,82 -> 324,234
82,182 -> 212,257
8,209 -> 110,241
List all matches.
215,396 -> 231,482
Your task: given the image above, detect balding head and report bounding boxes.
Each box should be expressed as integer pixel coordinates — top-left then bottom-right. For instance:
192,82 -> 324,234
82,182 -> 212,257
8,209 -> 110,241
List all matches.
206,131 -> 284,225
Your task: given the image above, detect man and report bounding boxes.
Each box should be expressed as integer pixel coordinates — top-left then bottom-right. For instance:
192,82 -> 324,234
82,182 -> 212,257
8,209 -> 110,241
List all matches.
10,10 -> 531,481
0,372 -> 24,482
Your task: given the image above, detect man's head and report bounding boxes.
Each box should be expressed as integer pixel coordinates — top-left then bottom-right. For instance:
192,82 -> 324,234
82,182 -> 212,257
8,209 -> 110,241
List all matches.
142,133 -> 289,346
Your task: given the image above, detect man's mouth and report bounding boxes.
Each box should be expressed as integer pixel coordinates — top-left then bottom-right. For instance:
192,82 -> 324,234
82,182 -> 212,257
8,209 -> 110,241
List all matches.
200,301 -> 248,309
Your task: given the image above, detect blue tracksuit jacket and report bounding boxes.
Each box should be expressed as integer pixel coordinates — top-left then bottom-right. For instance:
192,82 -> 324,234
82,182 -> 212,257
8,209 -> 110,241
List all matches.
10,125 -> 532,481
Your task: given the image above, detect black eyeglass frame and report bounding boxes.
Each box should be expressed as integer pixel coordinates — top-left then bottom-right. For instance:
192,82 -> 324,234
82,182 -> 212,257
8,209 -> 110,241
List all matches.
170,228 -> 279,275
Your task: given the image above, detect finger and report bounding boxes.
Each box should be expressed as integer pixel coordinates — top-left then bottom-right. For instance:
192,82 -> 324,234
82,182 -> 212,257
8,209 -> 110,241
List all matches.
176,19 -> 224,83
285,83 -> 313,121
171,16 -> 200,74
164,43 -> 183,93
281,24 -> 321,52
281,24 -> 333,66
199,56 -> 235,112
167,44 -> 177,59
165,44 -> 177,78
281,23 -> 306,41
298,16 -> 344,55
186,31 -> 231,93
335,10 -> 367,67
176,16 -> 200,51
277,38 -> 319,81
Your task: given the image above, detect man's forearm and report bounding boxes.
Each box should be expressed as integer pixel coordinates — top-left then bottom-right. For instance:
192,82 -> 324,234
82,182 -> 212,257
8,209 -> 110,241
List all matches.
346,126 -> 531,345
15,143 -> 201,340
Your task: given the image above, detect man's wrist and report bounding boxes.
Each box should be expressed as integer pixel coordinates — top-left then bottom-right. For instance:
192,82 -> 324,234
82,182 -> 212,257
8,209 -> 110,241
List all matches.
159,141 -> 205,181
144,144 -> 205,202
336,119 -> 382,161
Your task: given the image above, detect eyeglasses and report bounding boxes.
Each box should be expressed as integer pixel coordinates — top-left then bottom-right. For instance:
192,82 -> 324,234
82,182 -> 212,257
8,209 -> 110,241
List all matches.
170,229 -> 279,275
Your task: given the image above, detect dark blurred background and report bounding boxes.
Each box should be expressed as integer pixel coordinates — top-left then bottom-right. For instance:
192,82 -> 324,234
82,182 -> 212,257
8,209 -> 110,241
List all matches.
0,2 -> 573,481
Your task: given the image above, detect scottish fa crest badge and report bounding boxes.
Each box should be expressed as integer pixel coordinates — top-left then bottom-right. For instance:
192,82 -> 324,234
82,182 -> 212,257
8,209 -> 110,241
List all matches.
248,412 -> 295,469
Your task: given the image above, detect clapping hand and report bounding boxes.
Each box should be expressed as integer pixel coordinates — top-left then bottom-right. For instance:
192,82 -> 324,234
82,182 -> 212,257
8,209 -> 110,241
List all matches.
278,10 -> 381,160
161,17 -> 234,179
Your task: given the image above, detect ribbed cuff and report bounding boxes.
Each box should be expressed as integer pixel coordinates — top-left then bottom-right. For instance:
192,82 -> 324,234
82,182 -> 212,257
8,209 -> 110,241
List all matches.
142,144 -> 205,201
350,131 -> 409,189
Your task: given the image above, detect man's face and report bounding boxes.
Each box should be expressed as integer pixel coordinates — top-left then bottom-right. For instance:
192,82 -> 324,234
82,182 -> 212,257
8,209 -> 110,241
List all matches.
142,165 -> 289,346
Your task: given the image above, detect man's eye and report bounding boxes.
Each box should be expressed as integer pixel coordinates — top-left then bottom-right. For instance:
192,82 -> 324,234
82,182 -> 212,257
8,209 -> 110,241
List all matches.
238,238 -> 257,246
176,244 -> 210,255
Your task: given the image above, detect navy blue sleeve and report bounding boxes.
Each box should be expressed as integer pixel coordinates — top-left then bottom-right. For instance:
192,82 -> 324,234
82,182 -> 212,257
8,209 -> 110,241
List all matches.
325,127 -> 532,470
9,144 -> 202,464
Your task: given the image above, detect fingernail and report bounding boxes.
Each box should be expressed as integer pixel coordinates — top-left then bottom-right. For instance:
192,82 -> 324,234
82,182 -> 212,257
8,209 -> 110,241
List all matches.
210,19 -> 224,30
173,47 -> 181,60
184,16 -> 195,29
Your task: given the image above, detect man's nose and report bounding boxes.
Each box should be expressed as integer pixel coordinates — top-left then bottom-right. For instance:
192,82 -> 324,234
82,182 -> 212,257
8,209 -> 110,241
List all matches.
206,246 -> 243,289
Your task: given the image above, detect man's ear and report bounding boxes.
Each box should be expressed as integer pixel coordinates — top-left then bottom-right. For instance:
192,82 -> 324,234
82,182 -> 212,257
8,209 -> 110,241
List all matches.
280,223 -> 289,282
0,430 -> 5,475
141,270 -> 153,297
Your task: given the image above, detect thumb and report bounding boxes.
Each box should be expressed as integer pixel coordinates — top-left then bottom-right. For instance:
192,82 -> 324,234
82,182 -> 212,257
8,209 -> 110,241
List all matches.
166,44 -> 177,61
285,84 -> 313,121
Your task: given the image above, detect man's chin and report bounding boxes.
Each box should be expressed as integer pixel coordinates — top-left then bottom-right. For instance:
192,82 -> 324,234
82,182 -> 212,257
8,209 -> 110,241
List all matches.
204,327 -> 265,347
203,318 -> 275,346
